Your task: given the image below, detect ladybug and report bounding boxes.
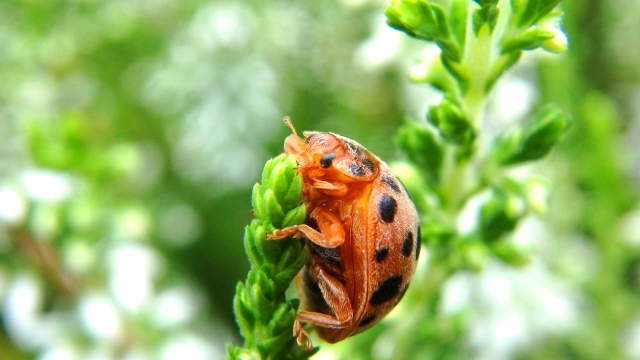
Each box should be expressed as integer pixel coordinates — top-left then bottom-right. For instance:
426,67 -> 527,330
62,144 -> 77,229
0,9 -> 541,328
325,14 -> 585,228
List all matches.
268,117 -> 421,350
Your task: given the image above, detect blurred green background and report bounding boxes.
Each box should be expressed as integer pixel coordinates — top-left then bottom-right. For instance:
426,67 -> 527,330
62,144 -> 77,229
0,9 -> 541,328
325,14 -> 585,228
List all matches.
1,0 -> 640,359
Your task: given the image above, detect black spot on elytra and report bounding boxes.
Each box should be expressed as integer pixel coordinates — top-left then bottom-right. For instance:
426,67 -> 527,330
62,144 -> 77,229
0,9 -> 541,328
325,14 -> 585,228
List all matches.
308,241 -> 341,267
305,133 -> 319,144
349,163 -> 365,176
374,247 -> 389,262
358,313 -> 377,328
363,158 -> 375,172
381,175 -> 401,193
302,268 -> 330,312
378,194 -> 397,223
370,274 -> 403,306
401,231 -> 414,257
415,225 -> 422,260
347,141 -> 363,156
321,152 -> 336,168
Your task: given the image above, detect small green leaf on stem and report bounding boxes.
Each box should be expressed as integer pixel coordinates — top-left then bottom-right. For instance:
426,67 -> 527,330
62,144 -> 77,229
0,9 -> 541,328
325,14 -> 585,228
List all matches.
396,121 -> 444,184
491,237 -> 533,266
427,96 -> 476,150
515,0 -> 563,28
493,104 -> 571,165
385,0 -> 462,61
472,2 -> 500,35
478,185 -> 525,243
449,0 -> 468,49
501,28 -> 555,54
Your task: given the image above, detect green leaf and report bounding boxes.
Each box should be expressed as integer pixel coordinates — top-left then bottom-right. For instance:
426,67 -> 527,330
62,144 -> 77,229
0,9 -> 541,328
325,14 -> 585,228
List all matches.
516,0 -> 563,28
472,4 -> 500,34
257,269 -> 278,299
244,223 -> 264,267
282,205 -> 306,229
500,105 -> 571,165
501,28 -> 555,54
269,302 -> 296,334
250,282 -> 275,324
478,188 -> 520,242
427,96 -> 476,147
385,0 -> 461,61
251,184 -> 264,221
262,189 -> 285,228
255,228 -> 282,264
282,170 -> 303,210
261,157 -> 277,191
396,121 -> 444,184
441,55 -> 469,91
273,262 -> 305,291
385,0 -> 442,40
275,239 -> 304,273
233,283 -> 256,339
268,162 -> 290,205
449,0 -> 468,54
449,0 -> 468,48
491,237 -> 533,266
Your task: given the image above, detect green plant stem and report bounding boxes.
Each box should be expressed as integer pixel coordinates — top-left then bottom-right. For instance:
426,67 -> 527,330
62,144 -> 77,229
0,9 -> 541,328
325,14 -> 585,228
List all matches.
460,0 -> 513,122
441,147 -> 468,216
227,155 -> 312,360
461,21 -> 492,121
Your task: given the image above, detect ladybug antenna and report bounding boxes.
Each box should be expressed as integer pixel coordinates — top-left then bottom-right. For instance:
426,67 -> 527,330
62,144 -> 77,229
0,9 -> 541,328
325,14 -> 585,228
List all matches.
283,116 -> 299,138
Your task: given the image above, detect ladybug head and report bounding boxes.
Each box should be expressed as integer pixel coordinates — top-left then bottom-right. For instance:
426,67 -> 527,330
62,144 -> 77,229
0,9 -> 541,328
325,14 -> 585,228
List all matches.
282,117 -> 378,182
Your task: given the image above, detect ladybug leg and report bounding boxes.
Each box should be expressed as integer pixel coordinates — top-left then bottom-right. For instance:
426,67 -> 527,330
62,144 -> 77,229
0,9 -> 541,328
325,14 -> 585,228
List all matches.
295,264 -> 353,351
267,208 -> 345,248
308,170 -> 349,197
311,180 -> 349,197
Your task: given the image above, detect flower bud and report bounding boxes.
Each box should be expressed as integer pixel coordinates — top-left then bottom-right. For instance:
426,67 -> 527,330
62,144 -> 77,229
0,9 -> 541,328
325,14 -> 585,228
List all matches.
537,11 -> 568,53
541,27 -> 568,53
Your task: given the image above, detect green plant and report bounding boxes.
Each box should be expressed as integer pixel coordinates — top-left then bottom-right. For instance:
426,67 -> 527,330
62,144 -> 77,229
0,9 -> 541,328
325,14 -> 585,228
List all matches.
229,1 -> 571,358
227,154 -> 314,360
386,0 -> 570,271
337,0 -> 570,358
330,0 -> 571,358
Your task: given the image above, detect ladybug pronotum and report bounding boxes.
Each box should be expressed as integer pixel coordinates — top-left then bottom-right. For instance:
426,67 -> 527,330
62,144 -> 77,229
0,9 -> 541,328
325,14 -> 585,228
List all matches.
268,117 -> 421,350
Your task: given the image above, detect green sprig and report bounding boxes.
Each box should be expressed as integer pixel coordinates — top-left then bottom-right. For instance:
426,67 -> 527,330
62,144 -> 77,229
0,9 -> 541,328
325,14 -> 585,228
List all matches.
227,154 -> 315,360
489,104 -> 572,166
360,1 -> 572,356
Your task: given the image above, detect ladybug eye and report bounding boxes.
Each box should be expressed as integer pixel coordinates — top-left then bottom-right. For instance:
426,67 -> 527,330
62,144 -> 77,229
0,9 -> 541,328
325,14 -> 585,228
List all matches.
321,152 -> 336,168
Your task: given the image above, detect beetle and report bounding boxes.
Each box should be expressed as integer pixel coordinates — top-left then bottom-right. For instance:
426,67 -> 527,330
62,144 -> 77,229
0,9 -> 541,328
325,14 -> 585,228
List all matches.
268,117 -> 421,350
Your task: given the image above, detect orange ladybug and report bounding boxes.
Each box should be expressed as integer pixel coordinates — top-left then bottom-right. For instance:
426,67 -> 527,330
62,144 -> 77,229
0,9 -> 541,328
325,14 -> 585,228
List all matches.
268,117 -> 421,350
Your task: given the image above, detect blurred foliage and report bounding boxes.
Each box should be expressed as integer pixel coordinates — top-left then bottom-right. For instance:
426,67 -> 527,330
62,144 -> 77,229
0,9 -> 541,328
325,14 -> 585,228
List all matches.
0,0 -> 638,359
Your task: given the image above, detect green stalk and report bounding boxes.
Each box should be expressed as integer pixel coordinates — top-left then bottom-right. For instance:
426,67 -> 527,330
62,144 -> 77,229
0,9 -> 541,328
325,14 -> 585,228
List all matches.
227,155 -> 314,360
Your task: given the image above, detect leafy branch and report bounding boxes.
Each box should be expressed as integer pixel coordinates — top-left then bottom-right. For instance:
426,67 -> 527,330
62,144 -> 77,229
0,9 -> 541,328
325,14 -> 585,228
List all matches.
327,1 -> 572,358
227,155 -> 315,360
